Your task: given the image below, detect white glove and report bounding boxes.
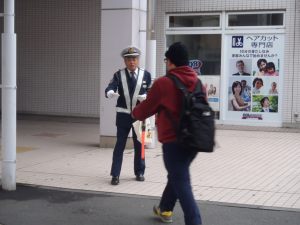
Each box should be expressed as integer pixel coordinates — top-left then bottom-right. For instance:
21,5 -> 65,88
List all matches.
107,90 -> 119,99
137,94 -> 147,102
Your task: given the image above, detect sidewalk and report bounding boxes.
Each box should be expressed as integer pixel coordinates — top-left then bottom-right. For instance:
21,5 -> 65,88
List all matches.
1,118 -> 300,211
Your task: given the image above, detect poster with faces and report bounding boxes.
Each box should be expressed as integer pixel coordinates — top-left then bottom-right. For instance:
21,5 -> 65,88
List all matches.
199,76 -> 220,112
224,34 -> 283,124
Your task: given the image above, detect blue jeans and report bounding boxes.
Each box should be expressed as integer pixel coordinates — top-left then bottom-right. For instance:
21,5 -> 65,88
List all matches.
160,142 -> 202,225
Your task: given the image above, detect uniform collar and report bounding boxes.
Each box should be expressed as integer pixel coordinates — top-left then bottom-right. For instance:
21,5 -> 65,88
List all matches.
127,68 -> 139,76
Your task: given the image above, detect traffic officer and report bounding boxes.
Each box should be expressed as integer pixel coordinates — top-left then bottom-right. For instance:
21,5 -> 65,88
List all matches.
105,46 -> 152,185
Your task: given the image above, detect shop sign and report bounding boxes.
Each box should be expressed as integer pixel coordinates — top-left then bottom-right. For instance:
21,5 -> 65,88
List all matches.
225,34 -> 283,124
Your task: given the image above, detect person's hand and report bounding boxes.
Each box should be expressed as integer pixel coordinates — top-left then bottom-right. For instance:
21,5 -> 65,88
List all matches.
107,90 -> 119,99
137,94 -> 147,102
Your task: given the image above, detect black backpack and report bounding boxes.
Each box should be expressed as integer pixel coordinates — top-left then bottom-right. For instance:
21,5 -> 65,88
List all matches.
166,75 -> 215,153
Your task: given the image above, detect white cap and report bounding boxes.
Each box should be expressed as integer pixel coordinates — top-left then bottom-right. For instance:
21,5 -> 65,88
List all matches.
121,46 -> 141,58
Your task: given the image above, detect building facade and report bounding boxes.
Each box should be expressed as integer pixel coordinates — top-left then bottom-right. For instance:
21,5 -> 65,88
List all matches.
1,0 -> 101,118
154,0 -> 300,128
1,0 -> 299,147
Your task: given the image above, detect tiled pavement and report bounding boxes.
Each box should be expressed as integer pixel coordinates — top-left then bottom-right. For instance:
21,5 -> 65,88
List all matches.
1,119 -> 300,210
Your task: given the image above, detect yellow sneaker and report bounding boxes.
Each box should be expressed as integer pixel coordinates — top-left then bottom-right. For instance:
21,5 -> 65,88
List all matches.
153,205 -> 173,223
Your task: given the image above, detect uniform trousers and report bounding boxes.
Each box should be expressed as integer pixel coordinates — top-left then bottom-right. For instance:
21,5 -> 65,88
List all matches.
110,125 -> 145,177
160,142 -> 202,225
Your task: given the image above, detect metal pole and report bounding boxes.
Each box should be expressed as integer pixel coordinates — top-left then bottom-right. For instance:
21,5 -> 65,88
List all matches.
146,0 -> 155,41
146,0 -> 156,76
145,0 -> 157,149
1,0 -> 17,191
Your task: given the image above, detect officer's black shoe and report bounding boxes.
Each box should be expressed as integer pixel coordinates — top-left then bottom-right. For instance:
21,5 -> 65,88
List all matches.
136,175 -> 145,182
111,176 -> 119,185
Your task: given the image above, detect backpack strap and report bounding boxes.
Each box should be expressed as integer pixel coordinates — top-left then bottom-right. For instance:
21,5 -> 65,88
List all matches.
167,74 -> 188,95
165,74 -> 205,138
166,74 -> 204,97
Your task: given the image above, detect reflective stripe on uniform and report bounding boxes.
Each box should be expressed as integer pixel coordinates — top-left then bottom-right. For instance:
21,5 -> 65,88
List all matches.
131,69 -> 144,109
120,69 -> 130,111
119,68 -> 145,112
116,107 -> 131,114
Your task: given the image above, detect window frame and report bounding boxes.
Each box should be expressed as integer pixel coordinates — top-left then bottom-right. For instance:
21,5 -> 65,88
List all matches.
166,13 -> 222,31
226,11 -> 285,30
164,11 -> 286,123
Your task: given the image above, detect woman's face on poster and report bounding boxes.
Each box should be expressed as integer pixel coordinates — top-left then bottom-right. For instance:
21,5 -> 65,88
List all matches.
259,61 -> 267,71
255,80 -> 263,89
234,83 -> 242,94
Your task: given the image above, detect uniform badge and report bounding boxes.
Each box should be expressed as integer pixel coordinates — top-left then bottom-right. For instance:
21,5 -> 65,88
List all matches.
128,47 -> 135,54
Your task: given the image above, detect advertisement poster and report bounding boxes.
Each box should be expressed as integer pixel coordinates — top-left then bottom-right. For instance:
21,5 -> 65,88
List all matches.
225,34 -> 283,124
189,59 -> 220,119
199,76 -> 220,114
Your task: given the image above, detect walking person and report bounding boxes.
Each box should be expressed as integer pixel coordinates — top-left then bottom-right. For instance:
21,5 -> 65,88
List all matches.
105,46 -> 152,185
132,42 -> 203,225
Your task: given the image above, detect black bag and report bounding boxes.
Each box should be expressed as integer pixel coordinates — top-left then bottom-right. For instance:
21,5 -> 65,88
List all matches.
166,75 -> 215,153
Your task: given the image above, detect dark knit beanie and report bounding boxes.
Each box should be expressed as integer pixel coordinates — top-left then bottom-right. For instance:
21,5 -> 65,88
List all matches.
165,42 -> 189,67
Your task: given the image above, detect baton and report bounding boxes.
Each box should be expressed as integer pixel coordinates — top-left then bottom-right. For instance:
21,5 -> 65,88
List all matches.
141,120 -> 146,160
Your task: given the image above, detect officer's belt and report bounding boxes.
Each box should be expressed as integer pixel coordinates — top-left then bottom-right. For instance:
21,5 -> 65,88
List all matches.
116,107 -> 131,114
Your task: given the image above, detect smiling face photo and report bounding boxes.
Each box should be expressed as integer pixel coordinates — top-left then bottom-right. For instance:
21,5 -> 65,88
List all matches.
230,59 -> 251,76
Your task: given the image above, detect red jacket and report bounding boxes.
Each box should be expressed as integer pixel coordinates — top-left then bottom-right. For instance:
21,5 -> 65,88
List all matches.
132,66 -> 203,143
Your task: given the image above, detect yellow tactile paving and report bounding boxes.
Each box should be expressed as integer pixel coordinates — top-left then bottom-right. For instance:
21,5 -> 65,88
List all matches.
0,146 -> 34,158
17,146 -> 35,153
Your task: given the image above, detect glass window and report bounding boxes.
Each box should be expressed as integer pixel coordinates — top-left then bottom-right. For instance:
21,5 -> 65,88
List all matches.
166,35 -> 222,119
169,15 -> 220,28
228,13 -> 284,27
166,34 -> 221,75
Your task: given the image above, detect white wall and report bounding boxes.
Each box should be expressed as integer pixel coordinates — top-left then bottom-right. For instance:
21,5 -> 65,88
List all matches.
100,0 -> 147,138
14,0 -> 101,117
2,0 -> 298,128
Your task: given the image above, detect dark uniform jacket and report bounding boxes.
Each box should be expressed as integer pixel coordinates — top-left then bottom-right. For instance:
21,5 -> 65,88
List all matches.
105,68 -> 151,128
